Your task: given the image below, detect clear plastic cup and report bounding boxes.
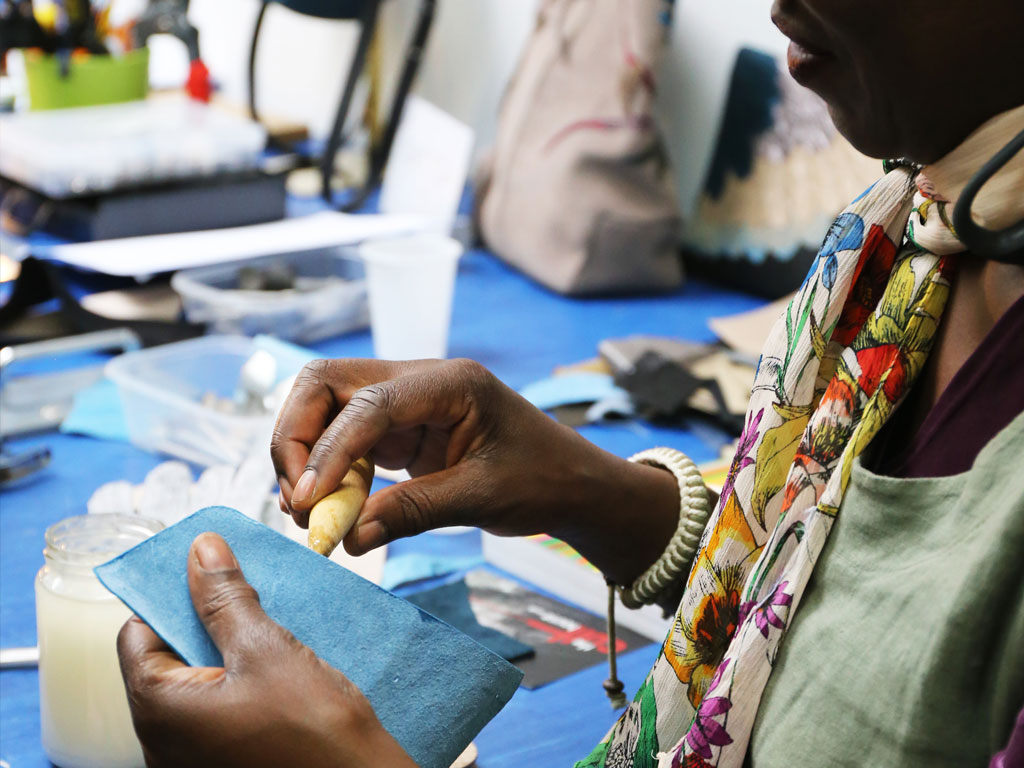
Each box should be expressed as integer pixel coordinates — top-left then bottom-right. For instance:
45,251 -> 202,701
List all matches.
359,234 -> 463,360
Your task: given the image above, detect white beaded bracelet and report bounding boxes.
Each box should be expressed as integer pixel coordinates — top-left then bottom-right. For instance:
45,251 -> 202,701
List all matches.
600,447 -> 714,708
618,447 -> 712,609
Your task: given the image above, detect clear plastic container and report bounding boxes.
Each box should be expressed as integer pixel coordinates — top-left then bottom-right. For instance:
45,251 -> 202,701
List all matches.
0,96 -> 267,198
105,335 -> 312,467
171,248 -> 368,344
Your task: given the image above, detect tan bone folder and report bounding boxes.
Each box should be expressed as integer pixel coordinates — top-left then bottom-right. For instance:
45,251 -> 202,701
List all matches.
307,458 -> 375,557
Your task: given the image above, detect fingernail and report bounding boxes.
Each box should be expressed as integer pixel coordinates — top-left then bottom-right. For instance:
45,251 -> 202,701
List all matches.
354,520 -> 387,552
292,468 -> 317,504
278,489 -> 289,514
194,533 -> 237,572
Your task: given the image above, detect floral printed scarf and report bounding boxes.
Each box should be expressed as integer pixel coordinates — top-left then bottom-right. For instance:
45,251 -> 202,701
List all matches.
578,104 -> 1024,768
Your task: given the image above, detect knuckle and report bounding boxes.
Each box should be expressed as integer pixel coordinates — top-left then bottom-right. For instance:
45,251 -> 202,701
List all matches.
448,357 -> 489,385
198,575 -> 260,625
447,358 -> 495,402
446,358 -> 496,418
125,671 -> 162,714
297,358 -> 332,387
308,430 -> 344,465
269,425 -> 287,452
268,428 -> 289,466
347,383 -> 391,415
395,484 -> 436,537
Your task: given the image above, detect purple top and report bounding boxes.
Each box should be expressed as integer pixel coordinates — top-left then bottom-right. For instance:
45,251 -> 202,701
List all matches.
872,293 -> 1024,478
871,293 -> 1024,767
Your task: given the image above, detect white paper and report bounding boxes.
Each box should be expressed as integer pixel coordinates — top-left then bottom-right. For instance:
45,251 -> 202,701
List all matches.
39,211 -> 427,277
379,96 -> 475,235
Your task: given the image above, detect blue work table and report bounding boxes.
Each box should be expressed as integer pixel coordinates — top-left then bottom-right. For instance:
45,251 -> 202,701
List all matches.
0,242 -> 764,768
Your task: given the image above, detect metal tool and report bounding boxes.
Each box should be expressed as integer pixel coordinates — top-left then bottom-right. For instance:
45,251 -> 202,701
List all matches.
0,645 -> 39,669
0,327 -> 140,439
0,444 -> 51,485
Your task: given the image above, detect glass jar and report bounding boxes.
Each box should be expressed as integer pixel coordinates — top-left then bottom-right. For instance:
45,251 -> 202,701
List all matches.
35,514 -> 164,768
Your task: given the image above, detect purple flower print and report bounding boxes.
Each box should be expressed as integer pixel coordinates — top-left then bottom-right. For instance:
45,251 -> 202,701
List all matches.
740,580 -> 793,639
684,660 -> 734,760
720,408 -> 763,505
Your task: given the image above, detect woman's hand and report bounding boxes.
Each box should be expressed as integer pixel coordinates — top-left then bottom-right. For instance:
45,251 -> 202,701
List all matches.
271,358 -> 679,585
117,533 -> 416,768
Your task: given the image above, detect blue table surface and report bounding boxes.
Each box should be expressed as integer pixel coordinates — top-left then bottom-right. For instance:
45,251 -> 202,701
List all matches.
0,220 -> 765,767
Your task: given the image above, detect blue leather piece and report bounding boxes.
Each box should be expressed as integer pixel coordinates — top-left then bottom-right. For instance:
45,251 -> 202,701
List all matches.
95,506 -> 523,768
407,579 -> 534,662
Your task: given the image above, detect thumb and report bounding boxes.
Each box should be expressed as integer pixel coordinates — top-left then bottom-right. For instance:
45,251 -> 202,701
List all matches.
343,463 -> 490,555
187,533 -> 280,668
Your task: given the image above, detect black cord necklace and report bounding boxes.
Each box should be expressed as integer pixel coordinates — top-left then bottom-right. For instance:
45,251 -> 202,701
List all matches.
952,128 -> 1024,265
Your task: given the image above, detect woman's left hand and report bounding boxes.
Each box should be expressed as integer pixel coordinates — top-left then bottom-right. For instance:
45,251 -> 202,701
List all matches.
116,532 -> 416,768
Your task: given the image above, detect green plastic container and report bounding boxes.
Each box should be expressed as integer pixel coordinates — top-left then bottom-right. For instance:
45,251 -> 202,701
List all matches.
25,48 -> 149,111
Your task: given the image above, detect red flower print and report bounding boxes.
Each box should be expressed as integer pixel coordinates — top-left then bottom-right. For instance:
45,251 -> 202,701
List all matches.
819,375 -> 856,422
832,225 -> 898,346
855,344 -> 906,402
680,754 -> 714,768
671,746 -> 715,768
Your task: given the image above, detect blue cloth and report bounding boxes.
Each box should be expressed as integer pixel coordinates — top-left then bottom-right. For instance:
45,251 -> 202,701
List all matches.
381,552 -> 484,590
58,377 -> 129,442
95,507 -> 522,768
407,579 -> 534,662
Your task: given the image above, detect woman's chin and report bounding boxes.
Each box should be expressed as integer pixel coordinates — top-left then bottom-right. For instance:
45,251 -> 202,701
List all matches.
824,105 -> 895,162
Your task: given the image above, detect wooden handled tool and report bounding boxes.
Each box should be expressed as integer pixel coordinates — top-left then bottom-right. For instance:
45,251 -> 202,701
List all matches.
307,458 -> 374,557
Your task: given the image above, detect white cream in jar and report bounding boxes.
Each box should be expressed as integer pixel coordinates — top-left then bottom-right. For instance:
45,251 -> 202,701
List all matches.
35,514 -> 163,768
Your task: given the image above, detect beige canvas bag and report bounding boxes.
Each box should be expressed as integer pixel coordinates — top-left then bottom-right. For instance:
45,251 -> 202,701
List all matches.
477,0 -> 683,295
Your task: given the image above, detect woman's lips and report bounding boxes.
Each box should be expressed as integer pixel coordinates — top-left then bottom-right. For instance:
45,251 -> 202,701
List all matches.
786,39 -> 834,82
773,12 -> 836,84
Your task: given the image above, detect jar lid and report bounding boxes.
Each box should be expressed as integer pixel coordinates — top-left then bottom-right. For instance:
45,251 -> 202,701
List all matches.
44,514 -> 164,569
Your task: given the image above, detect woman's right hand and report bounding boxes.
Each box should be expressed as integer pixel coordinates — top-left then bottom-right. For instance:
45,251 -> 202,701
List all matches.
270,358 -> 679,585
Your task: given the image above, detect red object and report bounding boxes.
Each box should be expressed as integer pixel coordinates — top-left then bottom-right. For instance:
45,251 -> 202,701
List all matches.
524,617 -> 627,655
186,58 -> 211,102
